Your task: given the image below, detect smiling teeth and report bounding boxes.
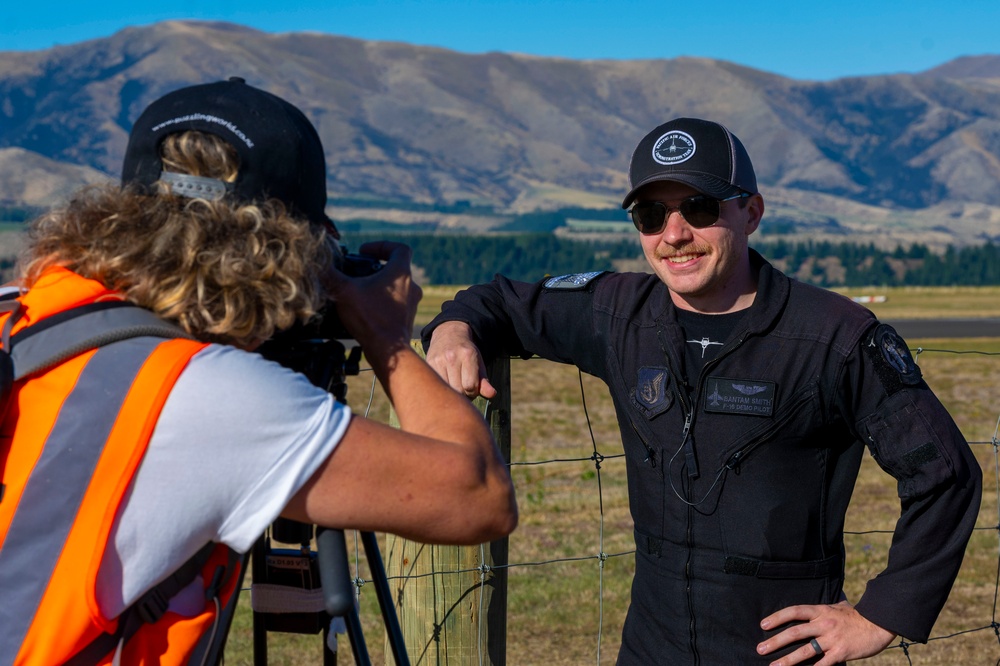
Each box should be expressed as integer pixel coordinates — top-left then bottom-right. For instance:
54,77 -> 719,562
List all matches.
667,254 -> 697,263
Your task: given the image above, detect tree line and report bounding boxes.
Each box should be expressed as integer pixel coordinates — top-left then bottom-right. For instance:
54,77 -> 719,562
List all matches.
343,233 -> 639,284
343,232 -> 1000,287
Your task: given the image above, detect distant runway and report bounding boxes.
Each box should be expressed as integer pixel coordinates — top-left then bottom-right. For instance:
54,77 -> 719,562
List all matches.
417,319 -> 999,344
886,319 -> 1000,339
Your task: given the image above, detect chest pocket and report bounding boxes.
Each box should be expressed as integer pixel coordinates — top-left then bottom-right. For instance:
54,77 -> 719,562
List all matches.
713,383 -> 833,561
861,391 -> 956,499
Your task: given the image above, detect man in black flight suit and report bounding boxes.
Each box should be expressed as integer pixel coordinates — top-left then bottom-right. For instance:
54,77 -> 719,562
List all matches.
421,117 -> 982,665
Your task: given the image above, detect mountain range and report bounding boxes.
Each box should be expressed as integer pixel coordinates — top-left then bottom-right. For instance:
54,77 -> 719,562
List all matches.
2,20 -> 999,247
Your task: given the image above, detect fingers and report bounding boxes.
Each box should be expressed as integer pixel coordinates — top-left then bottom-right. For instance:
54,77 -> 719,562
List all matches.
326,242 -> 420,347
426,321 -> 494,399
757,627 -> 829,666
356,240 -> 411,265
326,241 -> 409,288
757,606 -> 821,665
431,345 -> 491,399
776,639 -> 834,666
477,377 -> 498,400
757,601 -> 895,666
760,604 -> 818,631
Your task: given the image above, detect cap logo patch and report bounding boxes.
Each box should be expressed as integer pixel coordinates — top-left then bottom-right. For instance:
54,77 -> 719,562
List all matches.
652,130 -> 696,165
150,113 -> 255,148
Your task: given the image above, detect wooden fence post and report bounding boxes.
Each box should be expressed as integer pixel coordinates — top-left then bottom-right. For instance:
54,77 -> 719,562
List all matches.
384,344 -> 511,665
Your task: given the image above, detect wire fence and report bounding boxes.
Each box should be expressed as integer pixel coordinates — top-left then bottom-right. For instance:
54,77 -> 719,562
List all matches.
259,339 -> 1000,665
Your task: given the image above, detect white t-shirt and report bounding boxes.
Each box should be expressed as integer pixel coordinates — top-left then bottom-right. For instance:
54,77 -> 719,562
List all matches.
95,344 -> 352,618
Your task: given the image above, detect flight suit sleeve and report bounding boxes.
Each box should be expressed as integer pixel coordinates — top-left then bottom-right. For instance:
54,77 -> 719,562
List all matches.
843,323 -> 982,642
421,272 -> 610,375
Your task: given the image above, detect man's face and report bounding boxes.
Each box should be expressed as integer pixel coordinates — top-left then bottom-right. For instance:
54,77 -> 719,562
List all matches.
635,181 -> 763,313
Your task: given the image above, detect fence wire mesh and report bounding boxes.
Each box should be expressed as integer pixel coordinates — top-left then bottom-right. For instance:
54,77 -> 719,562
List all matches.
249,340 -> 1000,665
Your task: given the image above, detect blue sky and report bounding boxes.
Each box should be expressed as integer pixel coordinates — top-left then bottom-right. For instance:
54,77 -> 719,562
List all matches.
4,0 -> 998,81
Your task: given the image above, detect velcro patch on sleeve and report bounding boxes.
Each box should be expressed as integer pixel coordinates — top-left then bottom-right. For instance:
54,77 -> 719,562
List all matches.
864,323 -> 922,392
902,442 -> 941,468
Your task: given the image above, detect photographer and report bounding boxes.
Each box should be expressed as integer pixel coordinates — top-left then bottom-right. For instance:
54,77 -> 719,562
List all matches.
0,78 -> 517,664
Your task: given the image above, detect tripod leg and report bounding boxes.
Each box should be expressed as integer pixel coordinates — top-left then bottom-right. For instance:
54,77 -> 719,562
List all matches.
342,605 -> 371,666
361,531 -> 411,666
316,528 -> 356,616
317,528 -> 370,665
251,536 -> 268,665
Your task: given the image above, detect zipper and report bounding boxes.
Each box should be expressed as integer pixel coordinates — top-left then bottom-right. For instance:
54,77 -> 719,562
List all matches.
656,323 -> 699,478
681,331 -> 750,479
679,410 -> 696,477
677,328 -> 750,664
627,418 -> 657,468
724,385 -> 820,474
658,320 -> 752,663
686,503 -> 699,665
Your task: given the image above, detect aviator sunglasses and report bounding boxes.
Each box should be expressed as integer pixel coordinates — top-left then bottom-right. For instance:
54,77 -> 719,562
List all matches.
630,192 -> 752,234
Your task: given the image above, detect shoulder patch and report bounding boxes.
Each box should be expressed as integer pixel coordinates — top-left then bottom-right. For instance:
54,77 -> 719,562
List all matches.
864,323 -> 922,390
632,366 -> 673,418
543,271 -> 606,290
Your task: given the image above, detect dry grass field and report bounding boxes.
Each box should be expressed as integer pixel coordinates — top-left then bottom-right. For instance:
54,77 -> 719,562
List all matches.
222,285 -> 1000,665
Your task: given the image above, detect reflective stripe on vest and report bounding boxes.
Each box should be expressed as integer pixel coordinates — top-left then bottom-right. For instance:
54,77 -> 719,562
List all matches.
0,337 -> 160,657
0,268 -> 239,664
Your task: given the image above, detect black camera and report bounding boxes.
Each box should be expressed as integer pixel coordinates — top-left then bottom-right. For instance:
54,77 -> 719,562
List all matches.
257,250 -> 382,397
339,252 -> 383,279
309,251 -> 383,341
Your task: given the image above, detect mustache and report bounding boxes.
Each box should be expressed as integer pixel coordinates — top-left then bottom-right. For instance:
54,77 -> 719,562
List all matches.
655,244 -> 711,259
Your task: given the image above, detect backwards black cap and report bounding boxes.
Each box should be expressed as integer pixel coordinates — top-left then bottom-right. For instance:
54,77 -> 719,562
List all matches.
622,117 -> 758,209
121,77 -> 337,235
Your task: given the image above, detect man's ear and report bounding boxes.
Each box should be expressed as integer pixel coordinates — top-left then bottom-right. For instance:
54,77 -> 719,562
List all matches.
745,194 -> 765,236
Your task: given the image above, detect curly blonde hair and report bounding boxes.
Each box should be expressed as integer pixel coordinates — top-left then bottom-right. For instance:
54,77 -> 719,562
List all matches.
22,131 -> 334,348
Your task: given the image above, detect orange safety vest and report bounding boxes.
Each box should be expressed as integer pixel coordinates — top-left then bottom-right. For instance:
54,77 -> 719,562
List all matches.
0,267 -> 242,665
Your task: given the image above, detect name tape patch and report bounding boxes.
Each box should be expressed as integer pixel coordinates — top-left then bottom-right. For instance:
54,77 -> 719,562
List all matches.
703,377 -> 776,417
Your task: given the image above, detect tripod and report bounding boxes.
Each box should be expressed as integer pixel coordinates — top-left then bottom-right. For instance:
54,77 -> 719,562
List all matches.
251,335 -> 411,665
250,521 -> 410,665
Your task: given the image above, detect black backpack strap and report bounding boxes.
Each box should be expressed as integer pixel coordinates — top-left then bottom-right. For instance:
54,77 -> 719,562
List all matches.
65,542 -> 221,666
9,301 -> 193,381
1,301 -> 191,433
188,547 -> 247,666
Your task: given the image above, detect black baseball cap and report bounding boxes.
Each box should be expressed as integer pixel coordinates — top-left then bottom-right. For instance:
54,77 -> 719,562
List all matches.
121,77 -> 337,235
621,118 -> 758,208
